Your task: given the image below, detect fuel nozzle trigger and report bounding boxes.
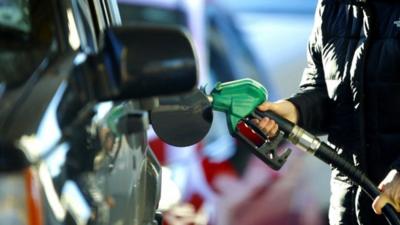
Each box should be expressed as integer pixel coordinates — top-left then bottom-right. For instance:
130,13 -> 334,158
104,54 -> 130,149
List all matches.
236,117 -> 291,170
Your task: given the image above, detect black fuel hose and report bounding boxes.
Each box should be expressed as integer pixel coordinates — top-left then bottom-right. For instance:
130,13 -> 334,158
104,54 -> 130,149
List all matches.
253,109 -> 400,225
316,141 -> 400,225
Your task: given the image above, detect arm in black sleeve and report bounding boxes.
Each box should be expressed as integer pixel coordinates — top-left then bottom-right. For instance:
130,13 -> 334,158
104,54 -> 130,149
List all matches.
286,1 -> 332,135
391,160 -> 400,171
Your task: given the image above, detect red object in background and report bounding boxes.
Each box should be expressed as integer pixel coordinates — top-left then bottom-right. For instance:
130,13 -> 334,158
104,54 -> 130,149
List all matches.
25,169 -> 44,225
187,192 -> 205,212
150,138 -> 167,165
201,157 -> 238,195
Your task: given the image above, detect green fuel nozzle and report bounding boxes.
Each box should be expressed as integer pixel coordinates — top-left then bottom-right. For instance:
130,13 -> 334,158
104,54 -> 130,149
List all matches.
210,78 -> 268,134
209,78 -> 291,170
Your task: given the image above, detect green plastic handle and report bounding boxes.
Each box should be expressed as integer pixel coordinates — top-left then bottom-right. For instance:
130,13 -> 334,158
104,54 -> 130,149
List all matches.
210,78 -> 268,134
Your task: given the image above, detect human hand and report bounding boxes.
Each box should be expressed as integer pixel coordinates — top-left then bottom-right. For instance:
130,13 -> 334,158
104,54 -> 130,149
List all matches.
372,169 -> 400,214
254,100 -> 299,138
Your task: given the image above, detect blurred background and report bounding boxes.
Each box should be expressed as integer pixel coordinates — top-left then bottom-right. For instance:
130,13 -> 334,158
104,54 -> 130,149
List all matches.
117,0 -> 331,224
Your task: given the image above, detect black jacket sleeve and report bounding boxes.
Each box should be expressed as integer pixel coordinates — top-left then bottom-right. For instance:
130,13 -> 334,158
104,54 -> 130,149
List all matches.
287,1 -> 332,135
